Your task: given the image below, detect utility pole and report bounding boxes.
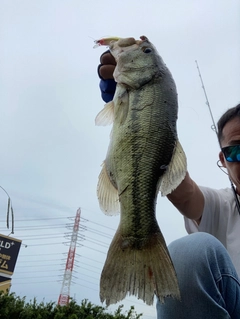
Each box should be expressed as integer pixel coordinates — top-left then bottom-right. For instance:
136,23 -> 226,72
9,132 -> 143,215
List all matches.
58,208 -> 81,306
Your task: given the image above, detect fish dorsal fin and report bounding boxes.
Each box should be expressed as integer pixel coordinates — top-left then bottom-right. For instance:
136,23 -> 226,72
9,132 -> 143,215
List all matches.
95,101 -> 114,126
97,161 -> 120,215
160,140 -> 187,196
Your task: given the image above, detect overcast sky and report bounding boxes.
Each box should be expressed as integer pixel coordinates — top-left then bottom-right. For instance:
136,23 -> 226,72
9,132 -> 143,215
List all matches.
0,1 -> 239,318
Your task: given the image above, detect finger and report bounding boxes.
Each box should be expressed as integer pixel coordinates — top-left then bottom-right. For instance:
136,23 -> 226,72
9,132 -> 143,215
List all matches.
98,65 -> 116,80
100,51 -> 116,65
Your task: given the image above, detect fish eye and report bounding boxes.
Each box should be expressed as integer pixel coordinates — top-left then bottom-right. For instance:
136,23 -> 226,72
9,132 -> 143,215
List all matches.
142,47 -> 152,53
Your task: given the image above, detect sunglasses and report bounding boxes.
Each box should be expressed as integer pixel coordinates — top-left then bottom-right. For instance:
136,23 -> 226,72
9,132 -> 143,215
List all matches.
222,144 -> 240,162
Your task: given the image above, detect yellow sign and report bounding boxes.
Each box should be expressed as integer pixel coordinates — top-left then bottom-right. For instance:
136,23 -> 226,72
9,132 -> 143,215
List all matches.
0,276 -> 11,293
0,234 -> 21,276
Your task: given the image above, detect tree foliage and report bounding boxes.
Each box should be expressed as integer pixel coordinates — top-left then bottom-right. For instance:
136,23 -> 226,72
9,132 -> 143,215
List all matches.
0,292 -> 142,319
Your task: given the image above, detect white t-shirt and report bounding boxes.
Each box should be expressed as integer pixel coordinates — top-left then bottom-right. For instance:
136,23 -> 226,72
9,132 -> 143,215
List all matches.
184,186 -> 240,277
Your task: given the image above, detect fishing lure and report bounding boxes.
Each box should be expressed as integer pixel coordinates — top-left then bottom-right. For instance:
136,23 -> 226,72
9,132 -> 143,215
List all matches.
93,37 -> 121,48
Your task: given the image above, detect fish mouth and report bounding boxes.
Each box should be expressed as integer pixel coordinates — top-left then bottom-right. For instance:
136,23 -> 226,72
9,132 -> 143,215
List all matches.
113,37 -> 136,48
109,36 -> 149,62
109,35 -> 148,48
94,35 -> 149,51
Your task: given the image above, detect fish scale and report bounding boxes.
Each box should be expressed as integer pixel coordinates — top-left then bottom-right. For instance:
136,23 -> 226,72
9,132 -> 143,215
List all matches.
95,36 -> 187,306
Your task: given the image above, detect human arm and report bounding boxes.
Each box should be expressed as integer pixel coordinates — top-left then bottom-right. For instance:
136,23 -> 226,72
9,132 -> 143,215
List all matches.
167,171 -> 204,223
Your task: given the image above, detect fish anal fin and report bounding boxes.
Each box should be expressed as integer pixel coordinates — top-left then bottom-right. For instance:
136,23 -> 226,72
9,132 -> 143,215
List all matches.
100,228 -> 180,306
95,101 -> 114,126
97,161 -> 120,215
160,140 -> 187,196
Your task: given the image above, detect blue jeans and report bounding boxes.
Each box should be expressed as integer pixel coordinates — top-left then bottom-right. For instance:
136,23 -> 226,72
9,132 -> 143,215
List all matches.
156,233 -> 240,318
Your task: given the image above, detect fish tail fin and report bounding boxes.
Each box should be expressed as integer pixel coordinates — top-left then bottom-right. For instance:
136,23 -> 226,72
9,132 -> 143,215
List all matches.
100,228 -> 180,306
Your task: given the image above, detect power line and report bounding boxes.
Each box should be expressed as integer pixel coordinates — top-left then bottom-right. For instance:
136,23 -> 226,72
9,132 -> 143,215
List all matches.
3,207 -> 117,308
17,258 -> 64,264
14,269 -> 63,274
17,253 -> 64,257
80,225 -> 113,238
13,280 -> 60,285
26,242 -> 68,247
80,255 -> 104,264
0,216 -> 74,222
14,275 -> 60,280
17,233 -> 69,238
81,217 -> 116,231
17,263 -> 62,268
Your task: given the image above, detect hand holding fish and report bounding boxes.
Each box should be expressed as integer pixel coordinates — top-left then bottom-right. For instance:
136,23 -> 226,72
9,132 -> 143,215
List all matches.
97,50 -> 117,103
98,51 -> 116,80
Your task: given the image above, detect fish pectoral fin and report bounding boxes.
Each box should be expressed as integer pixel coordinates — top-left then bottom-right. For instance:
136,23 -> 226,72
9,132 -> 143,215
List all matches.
95,101 -> 114,126
160,140 -> 187,196
97,161 -> 120,215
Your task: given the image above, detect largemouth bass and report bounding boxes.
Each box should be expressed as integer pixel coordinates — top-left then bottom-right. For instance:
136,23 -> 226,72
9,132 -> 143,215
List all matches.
95,36 -> 187,306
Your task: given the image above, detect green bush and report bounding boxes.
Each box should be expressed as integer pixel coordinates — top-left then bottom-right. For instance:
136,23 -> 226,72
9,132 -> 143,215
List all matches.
0,292 -> 142,319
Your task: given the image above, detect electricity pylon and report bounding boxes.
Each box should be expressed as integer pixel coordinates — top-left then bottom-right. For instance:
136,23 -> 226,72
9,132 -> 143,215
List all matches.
58,208 -> 81,306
